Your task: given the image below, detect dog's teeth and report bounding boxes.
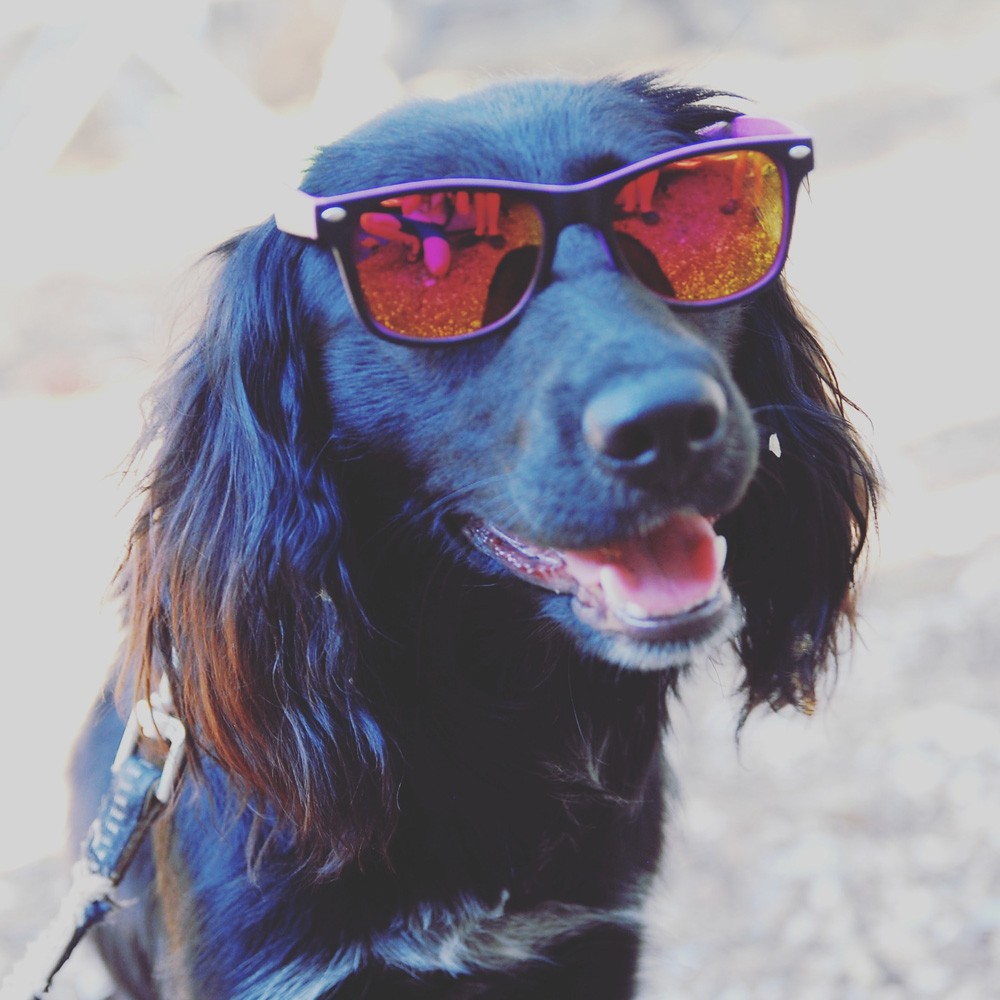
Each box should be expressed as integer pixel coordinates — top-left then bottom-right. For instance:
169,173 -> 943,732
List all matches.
623,601 -> 653,620
598,568 -> 649,618
598,567 -> 624,602
714,534 -> 728,568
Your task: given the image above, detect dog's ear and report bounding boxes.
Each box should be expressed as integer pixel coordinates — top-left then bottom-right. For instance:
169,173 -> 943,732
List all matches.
722,281 -> 879,716
119,223 -> 397,876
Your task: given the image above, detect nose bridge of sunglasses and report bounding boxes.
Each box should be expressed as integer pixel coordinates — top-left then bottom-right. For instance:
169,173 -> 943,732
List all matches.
541,183 -> 615,233
543,186 -> 619,267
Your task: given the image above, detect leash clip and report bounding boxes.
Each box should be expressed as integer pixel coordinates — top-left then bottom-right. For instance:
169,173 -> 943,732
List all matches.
112,674 -> 186,804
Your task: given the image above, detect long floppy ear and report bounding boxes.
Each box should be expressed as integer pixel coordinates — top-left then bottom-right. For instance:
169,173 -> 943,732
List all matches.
118,222 -> 397,876
722,280 -> 879,716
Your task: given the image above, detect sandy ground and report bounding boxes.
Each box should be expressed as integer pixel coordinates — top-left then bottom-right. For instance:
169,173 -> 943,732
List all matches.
1,1 -> 999,997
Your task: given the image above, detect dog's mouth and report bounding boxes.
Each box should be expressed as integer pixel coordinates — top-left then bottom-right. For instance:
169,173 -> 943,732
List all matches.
464,512 -> 730,647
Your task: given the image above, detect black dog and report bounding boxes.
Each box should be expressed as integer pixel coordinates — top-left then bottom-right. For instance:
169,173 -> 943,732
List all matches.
70,76 -> 877,999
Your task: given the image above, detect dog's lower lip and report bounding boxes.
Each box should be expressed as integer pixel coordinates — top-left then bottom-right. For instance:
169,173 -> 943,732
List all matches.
571,583 -> 731,643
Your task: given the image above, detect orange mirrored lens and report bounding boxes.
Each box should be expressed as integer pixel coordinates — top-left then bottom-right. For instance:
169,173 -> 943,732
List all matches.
352,190 -> 543,339
612,150 -> 785,302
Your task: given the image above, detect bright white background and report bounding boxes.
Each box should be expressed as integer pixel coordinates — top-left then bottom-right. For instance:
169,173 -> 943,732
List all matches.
1,1 -> 998,997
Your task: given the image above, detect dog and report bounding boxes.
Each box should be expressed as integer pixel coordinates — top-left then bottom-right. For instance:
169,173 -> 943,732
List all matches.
69,75 -> 877,999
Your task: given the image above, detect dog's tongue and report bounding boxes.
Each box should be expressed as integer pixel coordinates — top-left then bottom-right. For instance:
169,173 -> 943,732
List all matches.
561,513 -> 725,618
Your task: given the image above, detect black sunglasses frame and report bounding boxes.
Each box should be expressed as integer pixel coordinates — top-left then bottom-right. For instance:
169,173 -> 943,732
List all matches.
275,122 -> 814,344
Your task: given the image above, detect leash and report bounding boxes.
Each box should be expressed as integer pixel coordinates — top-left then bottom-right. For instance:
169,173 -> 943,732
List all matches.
0,677 -> 185,1000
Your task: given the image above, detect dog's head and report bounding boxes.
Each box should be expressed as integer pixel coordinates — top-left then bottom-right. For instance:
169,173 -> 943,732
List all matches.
121,76 -> 877,866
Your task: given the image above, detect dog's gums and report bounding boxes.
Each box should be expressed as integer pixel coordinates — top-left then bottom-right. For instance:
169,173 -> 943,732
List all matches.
465,513 -> 731,644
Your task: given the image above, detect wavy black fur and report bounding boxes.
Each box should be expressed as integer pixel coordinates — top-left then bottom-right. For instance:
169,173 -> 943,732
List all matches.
69,76 -> 877,1000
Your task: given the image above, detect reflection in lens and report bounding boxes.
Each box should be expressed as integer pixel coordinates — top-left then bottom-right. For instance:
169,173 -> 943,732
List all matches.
353,190 -> 543,339
612,150 -> 785,302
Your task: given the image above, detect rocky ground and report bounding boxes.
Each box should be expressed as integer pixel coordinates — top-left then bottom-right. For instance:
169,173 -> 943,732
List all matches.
2,1 -> 998,997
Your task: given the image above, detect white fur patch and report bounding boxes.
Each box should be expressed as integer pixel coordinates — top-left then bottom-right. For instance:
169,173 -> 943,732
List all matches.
585,598 -> 744,672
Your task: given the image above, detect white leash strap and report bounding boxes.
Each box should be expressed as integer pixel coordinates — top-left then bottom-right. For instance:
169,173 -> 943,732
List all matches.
0,678 -> 185,1000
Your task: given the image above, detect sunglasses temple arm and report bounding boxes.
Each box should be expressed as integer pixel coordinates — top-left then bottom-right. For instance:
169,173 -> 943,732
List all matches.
699,115 -> 806,140
274,188 -> 321,240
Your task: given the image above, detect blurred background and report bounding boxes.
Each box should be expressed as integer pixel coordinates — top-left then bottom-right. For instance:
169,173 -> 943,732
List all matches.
1,0 -> 998,997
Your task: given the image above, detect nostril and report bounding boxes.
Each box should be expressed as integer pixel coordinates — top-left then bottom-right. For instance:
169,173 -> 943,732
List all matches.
686,401 -> 723,450
600,421 -> 658,465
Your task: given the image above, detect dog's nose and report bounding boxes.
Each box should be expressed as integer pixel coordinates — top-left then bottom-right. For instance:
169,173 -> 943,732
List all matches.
582,370 -> 728,480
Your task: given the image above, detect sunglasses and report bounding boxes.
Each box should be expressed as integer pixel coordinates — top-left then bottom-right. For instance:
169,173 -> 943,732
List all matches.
275,116 -> 813,343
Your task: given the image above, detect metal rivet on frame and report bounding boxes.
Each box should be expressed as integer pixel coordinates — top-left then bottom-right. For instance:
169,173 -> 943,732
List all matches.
320,206 -> 348,223
788,144 -> 812,160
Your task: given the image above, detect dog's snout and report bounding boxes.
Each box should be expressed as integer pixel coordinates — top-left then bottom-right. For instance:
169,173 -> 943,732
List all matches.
582,370 -> 729,478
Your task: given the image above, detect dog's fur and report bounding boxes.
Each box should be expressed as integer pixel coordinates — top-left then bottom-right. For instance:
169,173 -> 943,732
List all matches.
70,76 -> 877,999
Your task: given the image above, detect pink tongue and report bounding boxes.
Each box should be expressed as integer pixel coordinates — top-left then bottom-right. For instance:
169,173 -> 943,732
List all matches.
561,513 -> 723,617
